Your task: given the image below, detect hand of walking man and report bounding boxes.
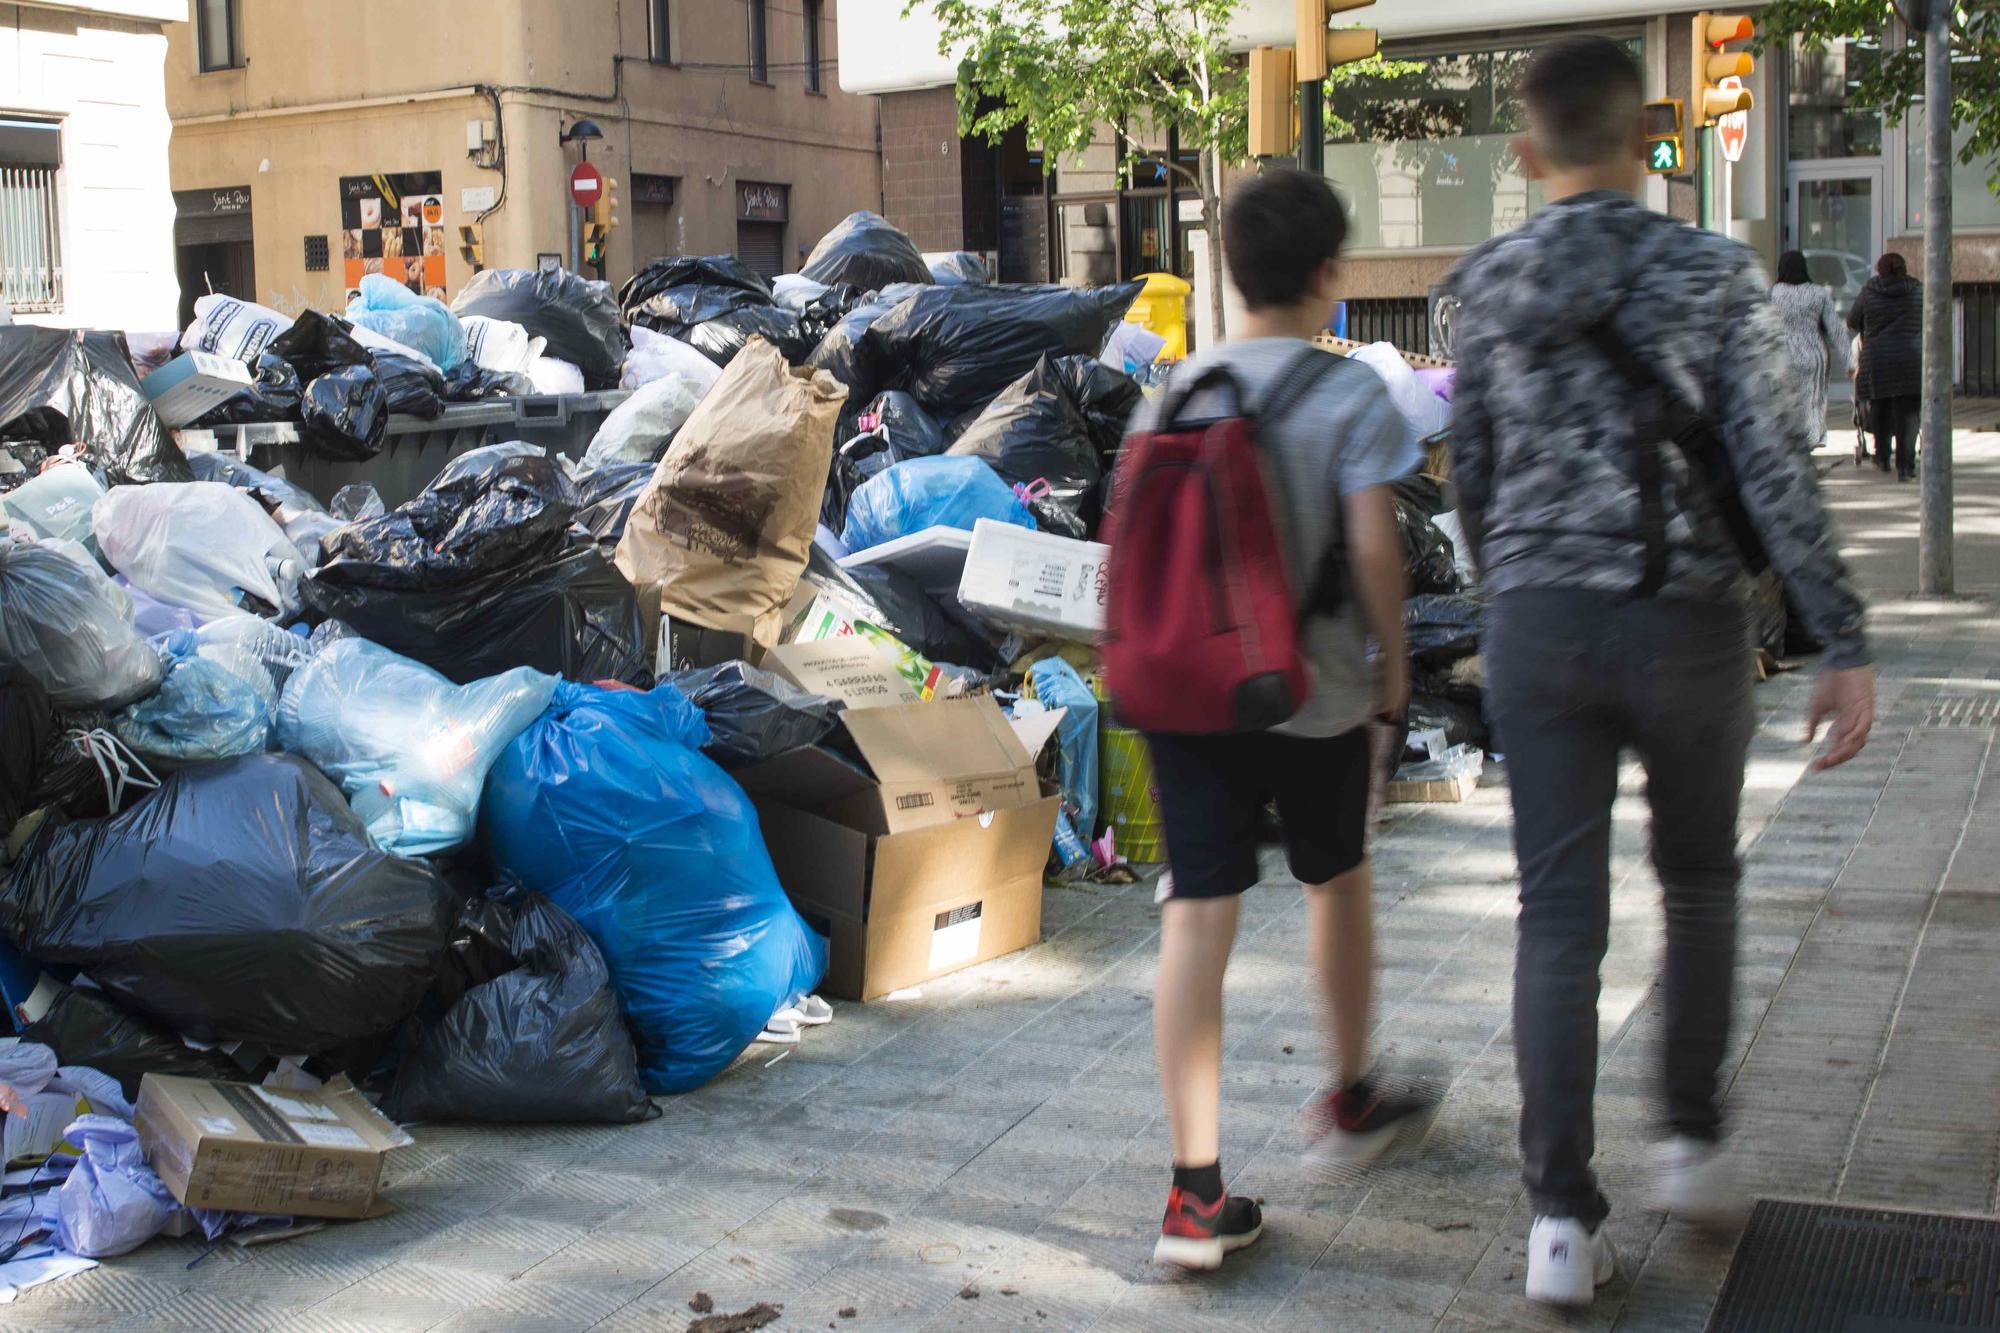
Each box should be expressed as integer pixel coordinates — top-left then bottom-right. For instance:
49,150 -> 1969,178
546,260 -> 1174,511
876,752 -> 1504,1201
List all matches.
1805,665 -> 1876,771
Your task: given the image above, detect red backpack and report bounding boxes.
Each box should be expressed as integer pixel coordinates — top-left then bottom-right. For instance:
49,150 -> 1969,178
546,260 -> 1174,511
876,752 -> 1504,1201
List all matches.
1102,350 -> 1341,734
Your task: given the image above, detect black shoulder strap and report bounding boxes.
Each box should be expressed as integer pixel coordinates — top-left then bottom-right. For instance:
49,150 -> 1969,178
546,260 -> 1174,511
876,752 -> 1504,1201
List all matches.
1583,318 -> 1679,598
1260,346 -> 1342,425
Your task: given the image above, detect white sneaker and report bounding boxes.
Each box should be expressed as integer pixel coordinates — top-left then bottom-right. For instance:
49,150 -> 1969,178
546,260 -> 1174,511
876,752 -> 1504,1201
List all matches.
1653,1136 -> 1749,1228
1525,1216 -> 1616,1307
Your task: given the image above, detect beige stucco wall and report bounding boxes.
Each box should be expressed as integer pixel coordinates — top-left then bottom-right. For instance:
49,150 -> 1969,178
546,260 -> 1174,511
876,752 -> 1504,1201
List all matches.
165,0 -> 882,315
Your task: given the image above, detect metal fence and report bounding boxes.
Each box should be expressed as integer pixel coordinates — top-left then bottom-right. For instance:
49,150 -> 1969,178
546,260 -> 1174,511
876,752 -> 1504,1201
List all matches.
1345,297 -> 1432,357
1960,283 -> 1999,397
0,165 -> 62,314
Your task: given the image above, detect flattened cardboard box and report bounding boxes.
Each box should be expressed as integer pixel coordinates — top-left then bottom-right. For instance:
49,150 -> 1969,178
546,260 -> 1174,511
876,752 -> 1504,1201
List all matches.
135,1074 -> 413,1220
765,639 -> 921,710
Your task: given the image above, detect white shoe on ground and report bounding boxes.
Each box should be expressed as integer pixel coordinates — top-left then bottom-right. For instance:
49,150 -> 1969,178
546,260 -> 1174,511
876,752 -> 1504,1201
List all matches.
1525,1215 -> 1616,1307
1653,1135 -> 1750,1228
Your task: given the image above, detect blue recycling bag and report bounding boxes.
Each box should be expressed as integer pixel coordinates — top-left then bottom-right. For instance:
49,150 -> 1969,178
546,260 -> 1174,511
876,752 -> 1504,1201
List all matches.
480,681 -> 826,1093
842,455 -> 1036,553
345,273 -> 468,371
1028,657 -> 1099,868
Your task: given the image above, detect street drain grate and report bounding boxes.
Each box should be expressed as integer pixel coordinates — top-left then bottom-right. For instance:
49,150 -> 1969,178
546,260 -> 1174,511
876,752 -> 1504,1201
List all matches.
1923,698 -> 2000,728
1706,1200 -> 2000,1332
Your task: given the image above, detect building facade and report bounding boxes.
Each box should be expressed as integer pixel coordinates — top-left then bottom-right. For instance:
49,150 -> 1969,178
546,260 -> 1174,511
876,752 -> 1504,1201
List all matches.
849,0 -> 2000,391
165,0 -> 883,326
0,0 -> 184,331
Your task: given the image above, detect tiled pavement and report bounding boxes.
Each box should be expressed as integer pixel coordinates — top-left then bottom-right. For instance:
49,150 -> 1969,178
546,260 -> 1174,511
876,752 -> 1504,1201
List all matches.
15,435 -> 2000,1331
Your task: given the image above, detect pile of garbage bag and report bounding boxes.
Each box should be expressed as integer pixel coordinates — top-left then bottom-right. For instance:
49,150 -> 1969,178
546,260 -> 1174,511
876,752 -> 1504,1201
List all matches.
346,274 -> 467,373
619,254 -> 812,367
947,352 -> 1141,539
800,211 -> 932,291
450,267 -> 627,389
0,328 -> 190,484
844,454 -> 1037,554
0,542 -> 162,710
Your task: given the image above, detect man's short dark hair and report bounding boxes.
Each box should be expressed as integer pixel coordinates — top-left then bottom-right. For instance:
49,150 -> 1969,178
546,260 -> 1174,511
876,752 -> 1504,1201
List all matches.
1520,36 -> 1644,169
1223,168 -> 1348,311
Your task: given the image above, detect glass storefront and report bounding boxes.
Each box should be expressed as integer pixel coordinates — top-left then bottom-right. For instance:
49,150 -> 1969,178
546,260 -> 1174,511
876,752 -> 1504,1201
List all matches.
1787,36 -> 1882,159
1902,103 -> 2000,232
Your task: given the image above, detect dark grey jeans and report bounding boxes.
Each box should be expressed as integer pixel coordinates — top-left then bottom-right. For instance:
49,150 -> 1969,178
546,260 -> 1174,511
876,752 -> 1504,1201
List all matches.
1485,588 -> 1753,1226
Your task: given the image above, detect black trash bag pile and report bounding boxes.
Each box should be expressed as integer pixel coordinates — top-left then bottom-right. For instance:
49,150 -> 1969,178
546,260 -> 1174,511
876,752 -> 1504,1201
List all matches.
948,352 -> 1141,539
442,361 -> 536,401
384,893 -> 655,1125
372,352 -> 446,420
20,982 -> 252,1103
24,712 -> 149,821
572,461 -> 656,551
0,752 -> 457,1052
802,285 -> 926,404
793,284 -> 867,346
820,419 -> 948,535
851,281 -> 1145,421
1,665 -> 53,835
862,390 -> 947,457
190,352 -> 302,427
267,309 -> 372,384
619,255 -> 810,367
303,447 -> 650,685
1390,474 -> 1462,595
0,327 -> 190,483
451,268 -> 628,389
1406,593 -> 1483,670
300,363 -> 389,461
619,254 -> 771,311
801,545 -> 1003,672
1406,682 -> 1490,756
800,210 -> 931,291
667,661 -> 841,769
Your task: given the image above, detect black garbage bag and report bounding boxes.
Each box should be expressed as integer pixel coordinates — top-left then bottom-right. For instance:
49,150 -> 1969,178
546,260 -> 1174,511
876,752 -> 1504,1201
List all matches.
859,281 -> 1145,419
189,352 -> 302,427
949,353 -> 1141,539
804,292 -> 903,397
384,893 -> 654,1124
862,390 -> 946,457
618,255 -> 771,318
300,365 -> 389,462
1396,498 -> 1462,596
1393,473 -> 1451,517
304,538 -> 649,687
372,351 -> 446,420
800,210 -> 931,291
0,328 -> 189,484
680,306 -> 811,367
821,425 -> 945,535
20,982 -> 250,1102
1406,594 -> 1483,669
1,666 -> 53,834
450,268 -> 628,389
928,252 -> 990,285
801,545 -> 1002,671
668,661 -> 841,768
0,752 -> 456,1051
572,461 -> 655,550
433,895 -> 518,1010
624,281 -> 770,332
441,361 -> 535,401
1407,687 -> 1489,755
794,284 -> 866,346
267,309 -> 372,385
313,449 -> 581,592
24,713 -> 153,821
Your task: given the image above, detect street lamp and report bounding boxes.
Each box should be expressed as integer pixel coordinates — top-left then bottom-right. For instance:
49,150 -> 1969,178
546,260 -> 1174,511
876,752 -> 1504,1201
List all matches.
559,118 -> 605,160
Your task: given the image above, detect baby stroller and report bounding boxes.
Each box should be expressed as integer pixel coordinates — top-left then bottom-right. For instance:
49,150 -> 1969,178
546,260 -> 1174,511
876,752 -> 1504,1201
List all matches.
1852,398 -> 1870,469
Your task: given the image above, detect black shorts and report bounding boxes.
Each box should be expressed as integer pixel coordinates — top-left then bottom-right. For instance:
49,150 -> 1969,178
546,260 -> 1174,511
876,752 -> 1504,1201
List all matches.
1145,726 -> 1372,900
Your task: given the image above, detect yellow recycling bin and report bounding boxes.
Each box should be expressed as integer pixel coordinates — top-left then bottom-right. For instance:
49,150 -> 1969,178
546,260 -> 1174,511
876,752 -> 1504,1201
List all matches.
1100,725 -> 1167,864
1124,271 -> 1191,362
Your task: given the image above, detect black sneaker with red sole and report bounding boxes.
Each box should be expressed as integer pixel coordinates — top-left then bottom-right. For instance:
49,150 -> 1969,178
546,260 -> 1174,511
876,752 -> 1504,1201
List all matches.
1304,1075 -> 1440,1169
1151,1186 -> 1264,1270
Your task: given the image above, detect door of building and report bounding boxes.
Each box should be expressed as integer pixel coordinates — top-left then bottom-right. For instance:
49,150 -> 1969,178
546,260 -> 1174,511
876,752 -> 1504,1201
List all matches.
1786,163 -> 1884,325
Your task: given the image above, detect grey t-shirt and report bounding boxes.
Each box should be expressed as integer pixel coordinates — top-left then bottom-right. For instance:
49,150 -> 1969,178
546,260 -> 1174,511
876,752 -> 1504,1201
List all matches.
1129,338 -> 1419,737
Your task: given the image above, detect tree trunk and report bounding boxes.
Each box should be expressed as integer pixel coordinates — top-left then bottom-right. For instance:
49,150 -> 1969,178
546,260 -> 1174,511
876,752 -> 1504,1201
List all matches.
1919,14 -> 1953,593
1202,147 -> 1226,345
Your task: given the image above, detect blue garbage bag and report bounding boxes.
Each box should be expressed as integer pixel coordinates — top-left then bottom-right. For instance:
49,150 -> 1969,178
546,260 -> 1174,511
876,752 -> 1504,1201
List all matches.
112,639 -> 269,764
54,1115 -> 187,1259
481,681 -> 827,1093
843,455 -> 1036,554
277,637 -> 556,857
346,274 -> 468,371
1028,657 -> 1099,868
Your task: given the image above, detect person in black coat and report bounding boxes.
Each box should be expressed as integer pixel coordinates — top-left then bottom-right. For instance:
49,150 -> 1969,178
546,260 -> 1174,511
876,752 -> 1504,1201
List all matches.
1846,252 -> 1924,481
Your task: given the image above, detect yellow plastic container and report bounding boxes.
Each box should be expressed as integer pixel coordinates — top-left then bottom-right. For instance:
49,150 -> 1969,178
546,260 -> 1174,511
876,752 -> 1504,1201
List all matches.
1100,725 -> 1166,863
1124,271 -> 1191,362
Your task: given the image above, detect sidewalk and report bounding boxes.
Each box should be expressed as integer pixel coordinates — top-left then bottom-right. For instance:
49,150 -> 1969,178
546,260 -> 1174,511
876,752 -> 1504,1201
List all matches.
14,436 -> 2000,1333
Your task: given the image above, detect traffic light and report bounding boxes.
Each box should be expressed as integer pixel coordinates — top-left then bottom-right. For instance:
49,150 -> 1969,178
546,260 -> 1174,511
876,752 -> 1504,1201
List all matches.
1296,0 -> 1376,83
1249,46 -> 1298,157
591,175 -> 620,235
1643,99 -> 1686,175
1691,12 -> 1755,127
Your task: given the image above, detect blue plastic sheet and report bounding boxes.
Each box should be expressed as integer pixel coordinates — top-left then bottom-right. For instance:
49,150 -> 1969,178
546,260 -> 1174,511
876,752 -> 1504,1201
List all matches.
481,681 -> 826,1093
277,638 -> 555,857
345,274 -> 467,371
1028,658 -> 1099,868
842,455 -> 1036,554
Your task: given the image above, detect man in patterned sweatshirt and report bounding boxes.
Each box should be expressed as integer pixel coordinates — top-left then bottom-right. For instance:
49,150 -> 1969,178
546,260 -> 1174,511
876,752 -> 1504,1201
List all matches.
1446,35 -> 1877,1308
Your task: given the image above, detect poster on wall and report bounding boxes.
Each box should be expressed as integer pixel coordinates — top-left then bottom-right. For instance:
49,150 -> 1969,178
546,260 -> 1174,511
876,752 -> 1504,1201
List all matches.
341,171 -> 448,301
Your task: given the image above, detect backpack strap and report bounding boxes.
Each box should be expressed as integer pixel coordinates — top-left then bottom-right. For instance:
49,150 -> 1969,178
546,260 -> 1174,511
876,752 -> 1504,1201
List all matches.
1255,347 -> 1347,618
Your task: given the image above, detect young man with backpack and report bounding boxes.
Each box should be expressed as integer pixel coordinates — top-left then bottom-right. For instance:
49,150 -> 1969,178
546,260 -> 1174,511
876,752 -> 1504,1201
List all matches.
1446,37 -> 1876,1307
1105,168 -> 1434,1271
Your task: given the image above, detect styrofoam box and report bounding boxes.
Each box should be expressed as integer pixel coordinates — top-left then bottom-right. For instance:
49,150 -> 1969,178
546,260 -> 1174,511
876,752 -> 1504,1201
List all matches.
838,525 -> 972,595
956,518 -> 1109,644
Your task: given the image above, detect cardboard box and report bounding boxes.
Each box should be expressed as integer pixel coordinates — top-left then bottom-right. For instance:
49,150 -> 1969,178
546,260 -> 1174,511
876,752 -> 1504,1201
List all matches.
141,351 -> 253,428
766,639 -> 921,710
135,1074 -> 413,1220
736,685 -> 1062,1000
956,519 -> 1109,644
1386,770 -> 1479,804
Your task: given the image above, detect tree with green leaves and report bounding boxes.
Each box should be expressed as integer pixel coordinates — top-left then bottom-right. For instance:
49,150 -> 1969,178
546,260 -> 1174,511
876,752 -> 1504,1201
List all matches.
916,0 -> 1410,337
1756,1 -> 1999,189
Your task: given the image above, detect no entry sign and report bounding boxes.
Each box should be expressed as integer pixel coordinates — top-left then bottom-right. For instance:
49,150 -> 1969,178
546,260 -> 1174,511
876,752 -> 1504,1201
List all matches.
570,161 -> 604,209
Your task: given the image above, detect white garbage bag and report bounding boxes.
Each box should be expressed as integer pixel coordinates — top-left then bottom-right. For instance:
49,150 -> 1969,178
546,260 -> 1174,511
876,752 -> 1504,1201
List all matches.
1349,341 -> 1450,445
180,294 -> 294,365
581,372 -> 708,470
620,324 -> 723,393
460,315 -> 547,374
527,356 -> 585,396
92,483 -> 304,618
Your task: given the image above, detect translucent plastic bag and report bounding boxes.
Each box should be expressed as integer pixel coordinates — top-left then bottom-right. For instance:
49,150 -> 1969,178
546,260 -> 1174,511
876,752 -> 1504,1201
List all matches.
621,324 -> 723,394
842,455 -> 1036,554
1028,657 -> 1099,868
113,641 -> 271,764
54,1115 -> 188,1259
93,482 -> 304,618
481,681 -> 826,1093
460,315 -> 546,374
529,356 -> 585,396
580,372 -> 707,470
277,636 -> 557,856
0,540 -> 161,710
345,274 -> 468,371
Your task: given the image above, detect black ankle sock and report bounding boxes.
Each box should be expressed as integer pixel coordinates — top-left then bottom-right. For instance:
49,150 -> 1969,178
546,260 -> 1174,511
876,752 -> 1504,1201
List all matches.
1172,1161 -> 1224,1205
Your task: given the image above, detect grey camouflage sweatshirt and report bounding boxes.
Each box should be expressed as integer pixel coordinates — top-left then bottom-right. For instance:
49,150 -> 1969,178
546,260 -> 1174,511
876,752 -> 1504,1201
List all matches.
1446,192 -> 1870,668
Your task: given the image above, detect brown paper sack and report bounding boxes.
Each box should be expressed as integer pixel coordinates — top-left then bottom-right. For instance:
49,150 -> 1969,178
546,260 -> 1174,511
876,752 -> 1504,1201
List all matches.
615,338 -> 844,648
